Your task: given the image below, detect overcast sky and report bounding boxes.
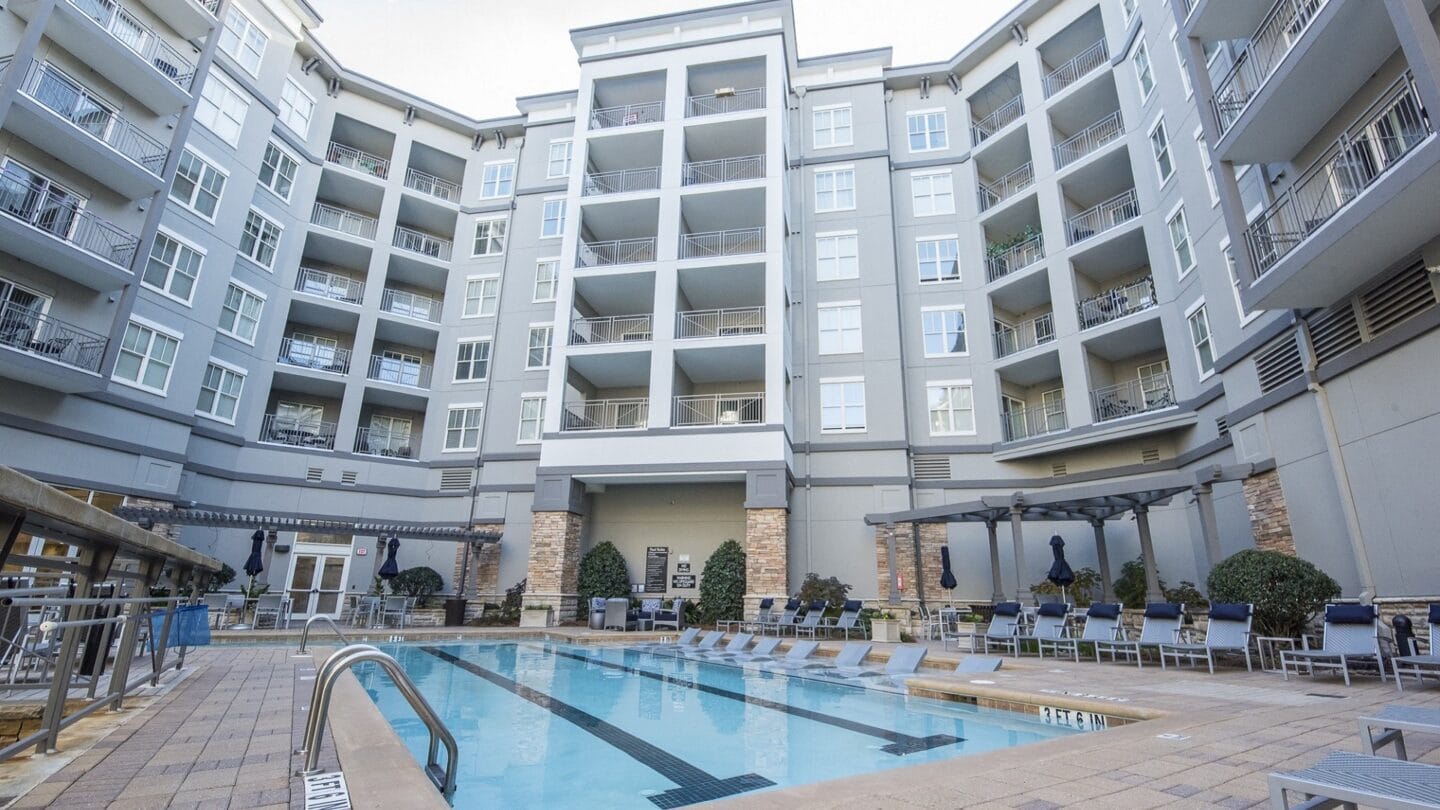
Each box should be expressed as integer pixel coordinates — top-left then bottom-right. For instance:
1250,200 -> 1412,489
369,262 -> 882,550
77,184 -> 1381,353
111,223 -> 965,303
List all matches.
306,0 -> 1019,117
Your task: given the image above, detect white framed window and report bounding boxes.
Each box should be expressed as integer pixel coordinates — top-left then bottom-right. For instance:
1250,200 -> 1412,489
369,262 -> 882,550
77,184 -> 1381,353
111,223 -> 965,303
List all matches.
238,208 -> 281,269
1170,29 -> 1193,98
444,405 -> 485,451
1133,37 -> 1155,100
926,381 -> 975,436
533,259 -> 559,302
1167,205 -> 1194,277
142,230 -> 204,304
517,394 -> 546,443
916,237 -> 960,284
911,171 -> 955,216
278,78 -> 315,138
169,147 -> 225,220
819,378 -> 866,433
815,231 -> 859,281
1122,0 -> 1138,20
921,307 -> 967,356
219,5 -> 266,75
481,161 -> 515,198
472,217 -> 507,256
196,359 -> 245,423
812,104 -> 853,148
1137,360 -> 1172,408
257,141 -> 298,201
113,318 -> 180,394
217,280 -> 264,344
1195,126 -> 1219,205
462,276 -> 499,317
817,302 -> 862,354
1222,239 -> 1260,326
814,166 -> 855,212
195,72 -> 249,146
906,109 -> 948,152
541,198 -> 566,238
547,140 -> 573,179
1149,118 -> 1173,184
526,325 -> 553,369
1186,300 -> 1216,379
454,338 -> 492,381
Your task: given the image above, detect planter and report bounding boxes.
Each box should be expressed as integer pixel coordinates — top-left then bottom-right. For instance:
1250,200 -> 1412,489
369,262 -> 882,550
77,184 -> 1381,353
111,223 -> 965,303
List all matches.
870,619 -> 903,643
519,609 -> 554,628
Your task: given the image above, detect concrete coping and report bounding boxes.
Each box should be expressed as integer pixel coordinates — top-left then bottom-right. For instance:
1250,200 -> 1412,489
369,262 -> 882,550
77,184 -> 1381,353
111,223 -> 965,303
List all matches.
904,676 -> 1166,723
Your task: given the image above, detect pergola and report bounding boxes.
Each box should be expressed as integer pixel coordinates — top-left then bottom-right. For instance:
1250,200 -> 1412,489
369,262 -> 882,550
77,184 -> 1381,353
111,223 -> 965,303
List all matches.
111,505 -> 503,544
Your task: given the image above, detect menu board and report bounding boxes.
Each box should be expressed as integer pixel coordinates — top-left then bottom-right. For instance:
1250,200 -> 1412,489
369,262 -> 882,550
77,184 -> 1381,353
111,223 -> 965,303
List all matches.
644,546 -> 669,592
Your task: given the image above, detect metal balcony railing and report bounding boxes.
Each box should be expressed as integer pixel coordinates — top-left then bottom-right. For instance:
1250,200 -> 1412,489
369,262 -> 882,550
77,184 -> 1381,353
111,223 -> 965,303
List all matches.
569,314 -> 652,345
0,302 -> 108,373
403,168 -> 461,203
277,338 -> 352,374
1066,189 -> 1140,245
392,226 -> 453,261
326,142 -> 389,179
20,60 -> 167,174
679,227 -> 765,259
1042,39 -> 1109,99
675,306 -> 765,339
1091,372 -> 1176,422
310,202 -> 378,240
984,233 -> 1045,283
1053,111 -> 1124,169
1002,404 -> 1069,442
198,0 -> 220,13
1245,72 -> 1433,279
971,94 -> 1024,146
1176,0 -> 1195,17
380,288 -> 442,323
260,414 -> 337,450
589,101 -> 663,130
1077,277 -> 1157,330
582,167 -> 660,196
993,312 -> 1055,358
561,398 -> 649,431
977,161 -> 1034,212
294,267 -> 365,306
682,154 -> 765,186
0,165 -> 139,268
576,237 -> 656,268
672,393 -> 764,427
353,426 -> 417,458
1212,0 -> 1331,134
686,87 -> 765,117
67,0 -> 196,89
367,354 -> 432,389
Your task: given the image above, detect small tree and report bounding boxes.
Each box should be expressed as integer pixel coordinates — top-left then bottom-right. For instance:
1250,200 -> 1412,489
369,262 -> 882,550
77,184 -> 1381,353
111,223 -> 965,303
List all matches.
1031,566 -> 1102,607
577,541 -> 632,606
1207,549 -> 1340,638
698,539 -> 746,624
797,573 -> 850,612
390,566 -> 445,606
205,563 -> 236,593
1114,556 -> 1164,608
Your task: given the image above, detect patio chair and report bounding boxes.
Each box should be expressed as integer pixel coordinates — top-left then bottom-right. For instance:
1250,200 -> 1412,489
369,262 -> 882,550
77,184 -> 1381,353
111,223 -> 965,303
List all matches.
603,598 -> 635,631
652,598 -> 685,632
380,595 -> 410,628
816,643 -> 926,682
633,627 -> 701,652
824,600 -> 866,639
763,639 -> 822,670
1268,750 -> 1440,809
1281,604 -> 1387,686
791,600 -> 829,638
1159,603 -> 1254,673
757,598 -> 801,635
253,593 -> 288,629
1094,602 -> 1185,667
949,602 -> 1020,655
1038,603 -> 1123,662
721,597 -> 773,632
350,596 -> 381,628
955,656 -> 1004,673
1020,602 -> 1072,658
202,593 -> 231,628
636,598 -> 662,630
693,632 -> 754,660
727,637 -> 783,663
1393,604 -> 1440,691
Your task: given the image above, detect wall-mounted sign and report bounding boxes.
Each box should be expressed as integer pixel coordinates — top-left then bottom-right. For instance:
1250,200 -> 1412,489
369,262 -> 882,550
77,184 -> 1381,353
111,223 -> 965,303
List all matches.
356,547 -> 368,556
676,562 -> 691,574
645,546 -> 669,592
671,574 -> 696,589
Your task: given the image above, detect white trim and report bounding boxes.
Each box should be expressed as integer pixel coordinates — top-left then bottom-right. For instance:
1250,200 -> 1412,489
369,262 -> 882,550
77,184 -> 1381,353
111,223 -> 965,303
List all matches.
915,233 -> 960,242
1184,298 -> 1216,381
170,145 -> 228,223
205,355 -> 247,376
452,336 -> 493,383
925,379 -> 977,437
816,299 -> 861,308
1165,201 -> 1195,279
257,139 -> 301,203
1194,124 -> 1220,207
905,109 -> 950,154
1148,116 -> 1174,187
814,228 -> 858,238
811,103 -> 854,150
126,313 -> 183,341
919,305 -> 969,358
516,393 -> 547,444
813,165 -> 857,212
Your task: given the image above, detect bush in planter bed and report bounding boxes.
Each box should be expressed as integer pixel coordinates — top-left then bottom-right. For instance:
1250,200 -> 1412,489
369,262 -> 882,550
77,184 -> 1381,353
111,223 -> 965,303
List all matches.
390,566 -> 444,606
577,541 -> 632,607
1206,549 -> 1340,639
698,539 -> 746,624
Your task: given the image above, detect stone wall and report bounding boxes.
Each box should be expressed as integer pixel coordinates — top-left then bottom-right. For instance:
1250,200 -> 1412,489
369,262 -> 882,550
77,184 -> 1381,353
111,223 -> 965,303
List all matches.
125,497 -> 179,543
1243,469 -> 1296,555
450,540 -> 502,598
744,508 -> 787,614
524,511 -> 583,620
873,523 -> 947,604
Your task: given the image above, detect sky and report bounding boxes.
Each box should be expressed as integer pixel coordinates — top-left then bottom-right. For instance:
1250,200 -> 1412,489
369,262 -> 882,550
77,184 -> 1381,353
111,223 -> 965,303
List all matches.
305,0 -> 1019,118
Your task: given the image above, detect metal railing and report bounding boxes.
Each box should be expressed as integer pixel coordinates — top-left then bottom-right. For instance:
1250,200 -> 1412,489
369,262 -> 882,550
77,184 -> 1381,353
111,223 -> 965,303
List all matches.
1002,404 -> 1069,442
0,301 -> 108,372
582,166 -> 660,196
367,354 -> 432,389
977,161 -> 1034,212
277,337 -> 352,374
301,645 -> 457,798
686,87 -> 765,117
381,288 -> 442,323
392,226 -> 453,261
971,94 -> 1024,146
590,100 -> 663,129
1245,72 -> 1432,278
682,154 -> 765,186
576,237 -> 656,267
294,267 -> 365,305
984,233 -> 1045,283
1212,0 -> 1331,133
1053,111 -> 1124,169
1091,372 -> 1176,422
676,306 -> 765,338
198,0 -> 220,13
403,168 -> 461,203
1078,277 -> 1158,329
672,393 -> 764,427
353,426 -> 418,458
20,60 -> 167,174
993,312 -> 1055,358
310,202 -> 378,239
260,414 -> 338,449
570,314 -> 652,345
1042,39 -> 1109,98
295,614 -> 348,655
0,165 -> 139,268
67,0 -> 197,89
679,227 -> 765,259
1066,188 -> 1140,245
561,398 -> 649,431
326,141 -> 389,179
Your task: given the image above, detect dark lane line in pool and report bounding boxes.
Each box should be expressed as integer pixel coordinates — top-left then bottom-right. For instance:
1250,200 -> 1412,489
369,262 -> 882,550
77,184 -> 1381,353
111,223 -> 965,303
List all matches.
419,646 -> 774,809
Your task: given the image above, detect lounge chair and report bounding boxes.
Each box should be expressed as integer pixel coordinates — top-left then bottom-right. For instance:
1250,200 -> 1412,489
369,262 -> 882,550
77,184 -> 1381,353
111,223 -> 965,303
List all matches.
720,598 -> 773,632
1019,602 -> 1071,658
793,641 -> 872,674
1393,604 -> 1440,691
679,630 -> 726,655
1268,750 -> 1440,809
1094,602 -> 1185,667
791,600 -> 829,638
955,656 -> 1003,673
692,632 -> 754,660
254,593 -> 289,629
651,598 -> 685,632
763,639 -> 823,671
824,600 -> 865,639
603,598 -> 636,631
1159,603 -> 1254,673
816,643 -> 926,682
633,627 -> 700,652
1281,604 -> 1387,686
757,598 -> 801,635
727,637 -> 783,663
1039,603 -> 1122,662
202,593 -> 231,628
951,602 -> 1021,655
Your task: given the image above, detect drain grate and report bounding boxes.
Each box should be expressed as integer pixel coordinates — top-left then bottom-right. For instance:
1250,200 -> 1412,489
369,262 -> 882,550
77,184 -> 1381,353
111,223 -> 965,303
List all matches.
303,771 -> 352,810
1305,693 -> 1349,699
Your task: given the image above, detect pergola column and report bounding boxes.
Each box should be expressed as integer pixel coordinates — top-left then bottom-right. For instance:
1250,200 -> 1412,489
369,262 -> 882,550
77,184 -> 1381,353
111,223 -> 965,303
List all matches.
985,520 -> 1004,603
1089,518 -> 1116,603
1009,505 -> 1031,602
1193,484 -> 1224,574
1134,505 -> 1163,603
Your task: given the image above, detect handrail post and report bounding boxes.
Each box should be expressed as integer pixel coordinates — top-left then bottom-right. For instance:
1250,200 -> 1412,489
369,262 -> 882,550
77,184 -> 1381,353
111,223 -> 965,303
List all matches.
297,614 -> 349,655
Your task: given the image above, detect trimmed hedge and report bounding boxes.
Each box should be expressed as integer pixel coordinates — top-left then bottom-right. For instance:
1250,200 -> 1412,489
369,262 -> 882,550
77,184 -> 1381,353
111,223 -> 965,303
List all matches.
577,541 -> 632,606
698,540 -> 746,624
1206,549 -> 1340,638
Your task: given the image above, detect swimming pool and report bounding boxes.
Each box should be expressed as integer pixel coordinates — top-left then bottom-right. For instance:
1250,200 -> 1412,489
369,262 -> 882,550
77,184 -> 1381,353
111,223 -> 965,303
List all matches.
358,642 -> 1080,808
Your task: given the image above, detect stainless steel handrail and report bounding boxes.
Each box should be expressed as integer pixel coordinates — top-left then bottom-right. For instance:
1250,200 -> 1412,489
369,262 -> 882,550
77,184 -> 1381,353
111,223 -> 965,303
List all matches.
296,614 -> 348,655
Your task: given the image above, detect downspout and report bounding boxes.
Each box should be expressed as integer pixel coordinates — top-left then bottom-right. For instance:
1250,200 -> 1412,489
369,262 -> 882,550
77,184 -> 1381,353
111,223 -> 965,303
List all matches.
791,87 -> 814,575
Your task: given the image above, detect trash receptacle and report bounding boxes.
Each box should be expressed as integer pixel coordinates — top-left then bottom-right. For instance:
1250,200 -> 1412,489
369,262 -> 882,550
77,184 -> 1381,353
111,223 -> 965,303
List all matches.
443,597 -> 467,626
588,597 -> 606,630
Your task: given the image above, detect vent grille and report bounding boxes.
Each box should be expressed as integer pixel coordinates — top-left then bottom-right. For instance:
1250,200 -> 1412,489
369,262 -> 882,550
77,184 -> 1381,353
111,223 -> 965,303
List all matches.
1141,447 -> 1161,464
1255,332 -> 1305,394
1216,416 -> 1230,437
440,468 -> 475,491
1051,462 -> 1067,477
340,471 -> 358,486
912,455 -> 951,480
305,467 -> 324,483
1307,304 -> 1361,367
1358,260 -> 1435,336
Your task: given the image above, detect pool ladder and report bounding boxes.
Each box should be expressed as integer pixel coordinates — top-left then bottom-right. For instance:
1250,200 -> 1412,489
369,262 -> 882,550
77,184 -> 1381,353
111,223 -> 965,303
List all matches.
299,644 -> 459,798
295,614 -> 349,655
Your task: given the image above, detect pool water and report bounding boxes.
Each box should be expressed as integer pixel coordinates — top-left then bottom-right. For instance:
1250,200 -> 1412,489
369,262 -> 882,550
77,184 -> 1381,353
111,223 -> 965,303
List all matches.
359,642 -> 1079,808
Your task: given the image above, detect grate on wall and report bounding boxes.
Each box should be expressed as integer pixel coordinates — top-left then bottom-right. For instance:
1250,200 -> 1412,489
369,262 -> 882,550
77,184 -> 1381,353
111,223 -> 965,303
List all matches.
912,455 -> 950,480
1358,260 -> 1435,337
305,467 -> 324,483
1141,447 -> 1161,464
1051,462 -> 1067,477
1215,416 -> 1230,437
340,470 -> 358,486
440,468 -> 475,491
1255,332 -> 1304,394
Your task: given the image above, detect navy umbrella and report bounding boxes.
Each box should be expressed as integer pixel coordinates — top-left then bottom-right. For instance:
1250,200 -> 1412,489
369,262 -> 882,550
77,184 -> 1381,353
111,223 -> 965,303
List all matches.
378,536 -> 401,580
939,546 -> 958,603
243,530 -> 265,578
1047,535 -> 1075,600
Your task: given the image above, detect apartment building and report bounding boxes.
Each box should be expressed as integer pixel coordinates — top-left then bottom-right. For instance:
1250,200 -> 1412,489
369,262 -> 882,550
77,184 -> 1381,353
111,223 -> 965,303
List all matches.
1,0 -> 1436,620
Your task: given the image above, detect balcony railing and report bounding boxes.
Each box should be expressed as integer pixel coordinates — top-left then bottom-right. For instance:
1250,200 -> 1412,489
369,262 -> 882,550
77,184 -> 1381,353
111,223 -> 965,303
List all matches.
582,167 -> 660,196
67,0 -> 196,89
570,314 -> 652,345
1066,189 -> 1140,245
679,227 -> 765,259
0,165 -> 139,268
326,142 -> 389,179
1042,39 -> 1109,99
686,87 -> 765,117
590,101 -> 663,130
20,60 -> 167,174
977,161 -> 1034,212
367,354 -> 432,389
199,0 -> 220,13
576,237 -> 656,268
1245,72 -> 1433,279
260,414 -> 337,450
1053,111 -> 1124,170
1002,404 -> 1069,442
1212,0 -> 1332,134
403,168 -> 461,203
311,202 -> 378,240
1078,277 -> 1157,330
673,393 -> 764,427
277,338 -> 352,374
294,267 -> 365,305
353,426 -> 417,458
971,94 -> 1024,146
0,301 -> 108,373
683,154 -> 765,186
993,312 -> 1055,358
380,288 -> 442,323
985,233 -> 1045,283
676,306 -> 765,339
561,398 -> 649,431
392,226 -> 453,262
1091,372 -> 1176,422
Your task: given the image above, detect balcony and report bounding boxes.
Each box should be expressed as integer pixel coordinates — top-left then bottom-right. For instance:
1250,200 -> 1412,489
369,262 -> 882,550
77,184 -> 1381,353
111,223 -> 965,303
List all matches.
985,233 -> 1045,283
1053,111 -> 1124,170
1091,372 -> 1175,423
1212,0 -> 1331,136
0,165 -> 139,289
676,307 -> 764,339
311,202 -> 378,240
294,267 -> 365,306
590,101 -> 663,130
0,301 -> 109,383
683,155 -> 764,186
353,425 -> 418,459
561,398 -> 649,431
1042,39 -> 1108,99
326,142 -> 390,180
570,314 -> 652,345
971,94 -> 1024,147
679,227 -> 765,260
1078,277 -> 1156,330
577,237 -> 656,268
1002,403 -> 1069,442
1183,0 -> 1273,41
138,0 -> 218,39
977,162 -> 1034,212
672,393 -> 764,427
686,87 -> 764,118
392,226 -> 453,262
403,168 -> 461,203
367,354 -> 432,389
277,338 -> 352,375
1066,189 -> 1139,246
582,167 -> 660,197
42,0 -> 197,112
260,414 -> 337,450
380,288 -> 442,324
993,312 -> 1055,358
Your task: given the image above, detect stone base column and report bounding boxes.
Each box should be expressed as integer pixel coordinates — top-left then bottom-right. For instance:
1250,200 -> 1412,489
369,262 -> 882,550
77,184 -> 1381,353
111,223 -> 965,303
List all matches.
874,524 -> 916,604
451,535 -> 503,599
744,508 -> 787,615
1243,469 -> 1296,555
916,523 -> 948,605
524,511 -> 583,621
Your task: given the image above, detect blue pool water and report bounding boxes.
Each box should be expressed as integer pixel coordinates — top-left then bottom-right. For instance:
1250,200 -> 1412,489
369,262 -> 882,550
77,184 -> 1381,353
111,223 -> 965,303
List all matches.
358,642 -> 1079,808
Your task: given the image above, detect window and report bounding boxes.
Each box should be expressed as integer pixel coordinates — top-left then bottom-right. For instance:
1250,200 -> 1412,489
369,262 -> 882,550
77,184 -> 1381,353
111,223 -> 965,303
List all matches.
916,238 -> 960,283
1196,127 -> 1219,204
462,277 -> 499,317
454,339 -> 491,381
533,259 -> 559,302
921,308 -> 967,355
195,73 -> 249,146
814,167 -> 855,212
1149,118 -> 1173,184
444,406 -> 484,451
278,78 -> 314,137
907,110 -> 948,152
547,140 -> 573,179
217,281 -> 263,344
1122,0 -> 1138,20
911,171 -> 955,216
113,319 -> 179,393
817,302 -> 862,354
819,378 -> 866,432
1223,240 -> 1259,325
196,361 -> 244,423
526,325 -> 553,369
927,382 -> 975,435
1133,38 -> 1155,99
170,148 -> 225,219
815,232 -> 859,281
1171,31 -> 1193,98
142,231 -> 203,304
812,104 -> 852,148
517,395 -> 546,443
238,208 -> 281,269
1187,302 -> 1215,378
257,142 -> 298,201
541,199 -> 566,238
481,162 -> 515,198
1168,206 -> 1194,276
471,217 -> 507,257
219,5 -> 266,75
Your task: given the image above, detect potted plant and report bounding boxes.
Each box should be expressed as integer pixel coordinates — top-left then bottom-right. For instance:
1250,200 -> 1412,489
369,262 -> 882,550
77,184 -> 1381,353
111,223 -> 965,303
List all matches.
870,610 -> 904,643
520,604 -> 553,628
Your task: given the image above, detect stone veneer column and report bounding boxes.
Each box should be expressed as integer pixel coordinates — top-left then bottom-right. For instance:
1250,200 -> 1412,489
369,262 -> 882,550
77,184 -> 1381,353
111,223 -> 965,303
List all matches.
524,511 -> 583,621
916,524 -> 948,604
744,508 -> 787,615
874,524 -> 916,604
1242,469 -> 1296,555
451,535 -> 503,599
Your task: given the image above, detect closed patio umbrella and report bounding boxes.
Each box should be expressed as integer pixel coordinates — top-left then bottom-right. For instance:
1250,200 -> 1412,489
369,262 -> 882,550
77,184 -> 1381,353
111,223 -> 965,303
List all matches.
378,536 -> 401,580
939,546 -> 957,606
1047,535 -> 1075,602
242,529 -> 265,597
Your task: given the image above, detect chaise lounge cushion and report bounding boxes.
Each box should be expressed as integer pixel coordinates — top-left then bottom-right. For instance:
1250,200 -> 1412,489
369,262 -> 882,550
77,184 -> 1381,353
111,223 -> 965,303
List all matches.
1429,604 -> 1440,625
842,599 -> 863,612
1144,603 -> 1183,620
1087,602 -> 1122,619
1326,604 -> 1377,624
1208,603 -> 1251,622
1037,602 -> 1069,618
993,602 -> 1022,617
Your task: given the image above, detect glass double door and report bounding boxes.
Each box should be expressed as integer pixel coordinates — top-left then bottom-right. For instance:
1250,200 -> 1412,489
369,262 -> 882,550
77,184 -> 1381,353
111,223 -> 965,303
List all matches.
286,549 -> 349,618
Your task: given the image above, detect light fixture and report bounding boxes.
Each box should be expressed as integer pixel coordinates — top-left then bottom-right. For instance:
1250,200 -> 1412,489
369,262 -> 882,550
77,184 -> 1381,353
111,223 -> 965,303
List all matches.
946,73 -> 960,95
1010,22 -> 1028,44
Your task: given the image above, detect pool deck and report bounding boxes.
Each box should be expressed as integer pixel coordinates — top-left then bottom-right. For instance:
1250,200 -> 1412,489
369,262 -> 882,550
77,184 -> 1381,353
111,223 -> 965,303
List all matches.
2,627 -> 1438,809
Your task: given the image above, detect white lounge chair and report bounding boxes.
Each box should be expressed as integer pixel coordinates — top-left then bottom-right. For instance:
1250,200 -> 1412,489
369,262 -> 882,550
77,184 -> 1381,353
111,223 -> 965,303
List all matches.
817,643 -> 926,682
764,640 -> 826,671
720,598 -> 773,632
791,600 -> 829,638
1281,604 -> 1387,686
1094,602 -> 1185,667
757,599 -> 801,635
1159,603 -> 1253,673
692,632 -> 754,660
1039,602 -> 1122,662
1393,605 -> 1440,691
633,627 -> 701,653
946,602 -> 1021,654
1268,750 -> 1440,809
1020,602 -> 1071,658
727,636 -> 783,663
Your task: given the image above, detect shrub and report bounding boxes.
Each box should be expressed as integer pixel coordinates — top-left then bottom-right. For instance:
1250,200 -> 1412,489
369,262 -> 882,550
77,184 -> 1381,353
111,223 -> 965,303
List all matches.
796,573 -> 850,613
1207,550 -> 1340,638
577,541 -> 632,606
698,539 -> 746,624
205,563 -> 236,593
390,566 -> 444,606
1165,580 -> 1208,613
1114,556 -> 1162,608
1031,566 -> 1102,607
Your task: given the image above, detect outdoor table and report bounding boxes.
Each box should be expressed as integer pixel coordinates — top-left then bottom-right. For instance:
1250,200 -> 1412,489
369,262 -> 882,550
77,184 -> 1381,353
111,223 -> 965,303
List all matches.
1255,635 -> 1299,673
1359,705 -> 1440,760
